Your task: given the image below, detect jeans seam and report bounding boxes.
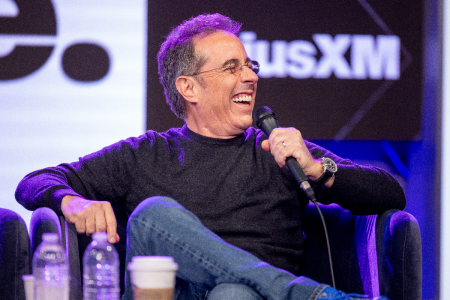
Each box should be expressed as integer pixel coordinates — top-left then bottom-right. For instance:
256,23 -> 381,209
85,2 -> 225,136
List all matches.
308,284 -> 328,300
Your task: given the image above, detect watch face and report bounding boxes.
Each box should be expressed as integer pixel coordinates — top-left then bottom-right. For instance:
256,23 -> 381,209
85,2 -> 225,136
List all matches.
323,158 -> 338,173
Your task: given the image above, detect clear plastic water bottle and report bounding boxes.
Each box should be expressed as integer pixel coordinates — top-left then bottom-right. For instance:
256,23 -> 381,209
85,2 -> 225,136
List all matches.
32,233 -> 69,300
83,232 -> 120,300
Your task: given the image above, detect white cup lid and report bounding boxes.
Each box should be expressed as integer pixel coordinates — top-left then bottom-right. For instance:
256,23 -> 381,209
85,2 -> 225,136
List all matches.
128,256 -> 178,271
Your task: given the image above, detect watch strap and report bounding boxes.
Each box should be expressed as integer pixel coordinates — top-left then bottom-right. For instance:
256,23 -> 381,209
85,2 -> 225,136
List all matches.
314,168 -> 335,185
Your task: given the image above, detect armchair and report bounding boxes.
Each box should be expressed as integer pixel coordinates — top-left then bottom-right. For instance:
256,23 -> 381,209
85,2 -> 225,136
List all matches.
0,208 -> 31,300
300,203 -> 422,300
30,203 -> 422,300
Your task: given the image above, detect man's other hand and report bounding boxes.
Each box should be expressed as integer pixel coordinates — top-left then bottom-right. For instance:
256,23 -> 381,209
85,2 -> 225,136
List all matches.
61,195 -> 119,244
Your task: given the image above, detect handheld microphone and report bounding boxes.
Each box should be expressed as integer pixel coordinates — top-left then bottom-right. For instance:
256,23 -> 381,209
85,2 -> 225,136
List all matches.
254,106 -> 316,201
255,106 -> 336,287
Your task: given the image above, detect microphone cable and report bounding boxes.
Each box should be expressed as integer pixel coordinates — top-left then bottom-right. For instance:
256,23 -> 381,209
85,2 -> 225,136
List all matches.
307,193 -> 336,289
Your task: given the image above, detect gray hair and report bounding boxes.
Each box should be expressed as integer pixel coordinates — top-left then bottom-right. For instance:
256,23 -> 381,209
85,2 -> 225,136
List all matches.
157,13 -> 242,119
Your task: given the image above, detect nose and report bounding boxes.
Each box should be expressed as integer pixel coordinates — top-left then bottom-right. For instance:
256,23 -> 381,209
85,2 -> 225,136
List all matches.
240,65 -> 258,83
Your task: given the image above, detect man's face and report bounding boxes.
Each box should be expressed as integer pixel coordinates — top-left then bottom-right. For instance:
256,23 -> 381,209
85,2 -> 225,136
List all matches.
190,31 -> 258,138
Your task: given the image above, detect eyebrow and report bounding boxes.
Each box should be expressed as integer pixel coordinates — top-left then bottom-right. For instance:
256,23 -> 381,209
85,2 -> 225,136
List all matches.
222,58 -> 239,67
221,57 -> 251,67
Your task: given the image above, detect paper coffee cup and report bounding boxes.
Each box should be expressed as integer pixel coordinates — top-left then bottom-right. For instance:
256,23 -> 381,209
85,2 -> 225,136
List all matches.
128,256 -> 178,300
22,275 -> 34,300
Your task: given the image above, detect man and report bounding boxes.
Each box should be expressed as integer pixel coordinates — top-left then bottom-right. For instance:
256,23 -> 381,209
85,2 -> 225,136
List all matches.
16,13 -> 405,300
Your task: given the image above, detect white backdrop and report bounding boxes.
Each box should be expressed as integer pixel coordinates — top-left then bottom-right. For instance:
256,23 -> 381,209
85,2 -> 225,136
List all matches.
0,0 -> 147,229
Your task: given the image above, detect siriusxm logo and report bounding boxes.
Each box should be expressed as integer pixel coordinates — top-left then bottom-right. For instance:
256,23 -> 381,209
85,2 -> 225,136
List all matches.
239,32 -> 401,80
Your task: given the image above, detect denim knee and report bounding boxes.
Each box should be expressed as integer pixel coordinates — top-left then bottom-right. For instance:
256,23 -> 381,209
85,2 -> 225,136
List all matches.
130,196 -> 201,227
208,283 -> 264,300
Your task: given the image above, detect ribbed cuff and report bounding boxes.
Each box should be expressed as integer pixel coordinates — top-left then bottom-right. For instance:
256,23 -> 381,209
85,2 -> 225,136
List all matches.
51,188 -> 82,215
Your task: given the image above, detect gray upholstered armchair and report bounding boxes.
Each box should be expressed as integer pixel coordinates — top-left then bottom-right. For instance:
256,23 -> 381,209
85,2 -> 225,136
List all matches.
29,203 -> 422,300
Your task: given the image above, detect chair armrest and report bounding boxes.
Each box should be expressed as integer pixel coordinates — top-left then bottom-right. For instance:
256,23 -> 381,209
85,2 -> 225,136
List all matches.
301,203 -> 366,294
376,209 -> 422,300
30,208 -> 82,300
301,203 -> 422,300
30,207 -> 62,256
0,208 -> 31,300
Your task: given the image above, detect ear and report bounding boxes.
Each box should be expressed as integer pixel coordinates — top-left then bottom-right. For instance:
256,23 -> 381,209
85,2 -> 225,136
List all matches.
176,76 -> 198,104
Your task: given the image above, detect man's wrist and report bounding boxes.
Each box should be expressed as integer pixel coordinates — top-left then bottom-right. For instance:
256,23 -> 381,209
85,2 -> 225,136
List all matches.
306,160 -> 326,182
61,195 -> 83,212
311,157 -> 338,187
62,194 -> 77,204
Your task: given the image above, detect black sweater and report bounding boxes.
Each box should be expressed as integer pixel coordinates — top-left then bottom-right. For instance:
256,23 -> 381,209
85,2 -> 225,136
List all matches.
16,125 -> 406,274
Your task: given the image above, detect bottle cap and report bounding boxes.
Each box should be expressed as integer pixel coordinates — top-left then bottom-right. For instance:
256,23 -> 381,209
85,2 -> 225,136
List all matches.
92,232 -> 108,241
42,233 -> 59,243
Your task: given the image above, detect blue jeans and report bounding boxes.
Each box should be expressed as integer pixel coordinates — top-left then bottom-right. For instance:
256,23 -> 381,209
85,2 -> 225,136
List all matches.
123,196 -> 327,300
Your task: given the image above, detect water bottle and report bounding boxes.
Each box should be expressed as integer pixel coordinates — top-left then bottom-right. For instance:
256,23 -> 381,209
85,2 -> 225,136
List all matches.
83,232 -> 120,300
32,233 -> 69,300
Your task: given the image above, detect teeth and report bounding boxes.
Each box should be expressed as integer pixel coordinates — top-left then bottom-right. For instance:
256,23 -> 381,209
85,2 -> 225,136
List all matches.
232,95 -> 252,103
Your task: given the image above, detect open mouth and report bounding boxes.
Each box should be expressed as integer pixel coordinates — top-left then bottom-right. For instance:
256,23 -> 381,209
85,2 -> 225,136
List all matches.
232,95 -> 252,105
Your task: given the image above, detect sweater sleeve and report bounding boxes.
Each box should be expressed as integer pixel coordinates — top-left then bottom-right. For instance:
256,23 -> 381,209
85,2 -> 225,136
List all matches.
15,136 -> 144,215
306,140 -> 406,215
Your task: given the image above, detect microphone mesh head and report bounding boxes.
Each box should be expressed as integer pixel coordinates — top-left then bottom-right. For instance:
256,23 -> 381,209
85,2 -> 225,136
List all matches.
254,106 -> 276,129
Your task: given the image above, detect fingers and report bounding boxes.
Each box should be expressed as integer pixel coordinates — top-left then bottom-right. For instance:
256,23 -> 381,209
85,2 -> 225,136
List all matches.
261,140 -> 270,152
74,217 -> 86,235
261,128 -> 293,153
269,128 -> 301,149
85,208 -> 96,235
105,206 -> 118,244
94,206 -> 107,233
267,128 -> 298,167
86,202 -> 118,242
266,127 -> 314,170
61,197 -> 119,243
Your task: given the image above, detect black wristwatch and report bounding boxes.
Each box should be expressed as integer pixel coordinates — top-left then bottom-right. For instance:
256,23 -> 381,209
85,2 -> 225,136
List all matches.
314,157 -> 338,185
